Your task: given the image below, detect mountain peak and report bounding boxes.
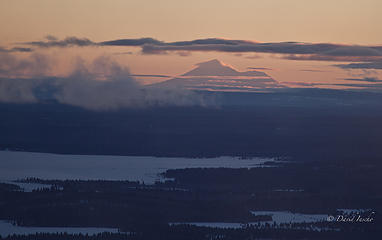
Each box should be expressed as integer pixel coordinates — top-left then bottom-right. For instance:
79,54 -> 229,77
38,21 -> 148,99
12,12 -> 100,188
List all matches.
183,59 -> 269,77
152,59 -> 280,91
183,59 -> 238,76
195,59 -> 224,67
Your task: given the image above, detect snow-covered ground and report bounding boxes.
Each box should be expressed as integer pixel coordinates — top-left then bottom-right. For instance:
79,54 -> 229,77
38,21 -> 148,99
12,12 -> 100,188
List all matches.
0,151 -> 276,185
0,221 -> 119,237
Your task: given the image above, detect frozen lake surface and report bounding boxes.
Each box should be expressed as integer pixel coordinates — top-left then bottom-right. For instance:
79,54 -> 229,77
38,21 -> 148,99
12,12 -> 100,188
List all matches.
170,222 -> 246,229
337,209 -> 372,215
0,151 -> 275,184
174,210 -> 369,230
0,221 -> 119,237
251,211 -> 328,224
171,211 -> 332,230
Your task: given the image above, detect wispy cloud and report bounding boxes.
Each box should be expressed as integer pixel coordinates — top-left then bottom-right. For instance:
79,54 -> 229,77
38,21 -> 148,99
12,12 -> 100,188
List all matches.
285,79 -> 382,91
332,83 -> 382,88
283,54 -> 382,62
130,74 -> 171,78
248,67 -> 273,71
299,69 -> 328,73
102,38 -> 163,46
0,46 -> 33,53
0,54 -> 216,110
344,77 -> 382,83
0,52 -> 53,77
25,36 -> 95,48
138,39 -> 382,58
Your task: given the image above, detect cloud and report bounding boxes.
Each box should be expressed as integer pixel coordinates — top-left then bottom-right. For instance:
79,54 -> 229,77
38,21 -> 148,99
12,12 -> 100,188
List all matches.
140,40 -> 333,55
332,83 -> 382,89
344,77 -> 382,83
335,61 -> 382,69
101,38 -> 163,46
0,52 -> 53,77
45,35 -> 58,41
0,78 -> 40,103
283,82 -> 319,87
113,51 -> 134,55
0,46 -> 33,53
0,55 -> 216,110
248,67 -> 272,71
321,45 -> 382,57
138,39 -> 382,59
285,79 -> 382,91
245,55 -> 262,59
130,74 -> 171,78
21,36 -> 382,62
24,36 -> 159,49
26,36 -> 95,48
300,69 -> 328,73
283,54 -> 382,62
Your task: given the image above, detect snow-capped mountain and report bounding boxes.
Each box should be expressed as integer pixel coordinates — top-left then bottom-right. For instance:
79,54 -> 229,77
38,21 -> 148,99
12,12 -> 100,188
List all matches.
152,59 -> 282,92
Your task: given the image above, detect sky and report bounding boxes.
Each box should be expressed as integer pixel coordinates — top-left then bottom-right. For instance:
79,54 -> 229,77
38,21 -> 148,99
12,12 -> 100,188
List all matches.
1,0 -> 382,89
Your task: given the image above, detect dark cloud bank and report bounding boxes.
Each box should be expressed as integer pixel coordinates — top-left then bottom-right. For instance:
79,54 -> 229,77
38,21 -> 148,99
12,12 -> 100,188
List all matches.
17,36 -> 382,69
22,36 -> 382,60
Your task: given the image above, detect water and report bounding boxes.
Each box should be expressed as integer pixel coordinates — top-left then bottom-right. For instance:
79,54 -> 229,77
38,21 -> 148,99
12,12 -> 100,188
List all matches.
251,211 -> 328,224
0,151 -> 275,184
171,211 -> 332,230
170,222 -> 245,229
0,220 -> 119,237
337,209 -> 371,215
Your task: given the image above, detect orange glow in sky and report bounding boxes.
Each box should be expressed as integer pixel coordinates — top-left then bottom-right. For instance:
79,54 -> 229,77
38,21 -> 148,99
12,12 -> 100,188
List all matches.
0,0 -> 381,87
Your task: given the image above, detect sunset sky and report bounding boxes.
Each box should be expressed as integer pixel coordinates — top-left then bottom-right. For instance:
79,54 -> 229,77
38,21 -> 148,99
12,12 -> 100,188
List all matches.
1,0 -> 382,88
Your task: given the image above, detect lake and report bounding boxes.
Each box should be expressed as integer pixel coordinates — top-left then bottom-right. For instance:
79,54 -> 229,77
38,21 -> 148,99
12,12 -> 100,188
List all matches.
0,151 -> 276,185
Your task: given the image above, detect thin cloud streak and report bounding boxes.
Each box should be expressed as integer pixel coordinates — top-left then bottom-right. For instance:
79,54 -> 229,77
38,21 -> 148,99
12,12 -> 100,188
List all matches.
300,69 -> 328,73
283,54 -> 382,62
130,74 -> 172,78
335,61 -> 382,69
26,36 -> 95,48
0,46 -> 33,53
248,67 -> 273,71
332,83 -> 382,88
344,77 -> 382,83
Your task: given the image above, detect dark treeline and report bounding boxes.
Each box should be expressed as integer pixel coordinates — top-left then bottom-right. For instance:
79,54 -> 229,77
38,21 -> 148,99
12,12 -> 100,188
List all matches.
0,224 -> 380,240
0,183 -> 21,192
1,89 -> 382,160
164,161 -> 382,211
1,159 -> 380,237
